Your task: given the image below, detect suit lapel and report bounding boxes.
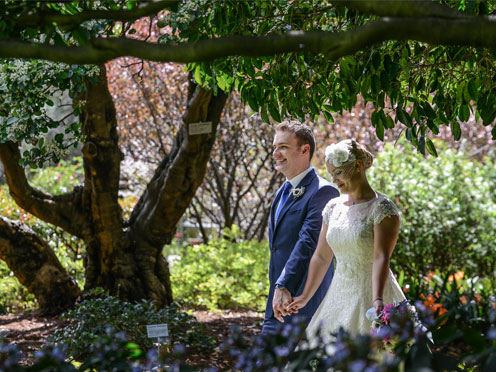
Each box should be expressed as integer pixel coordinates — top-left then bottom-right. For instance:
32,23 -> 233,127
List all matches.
274,170 -> 317,232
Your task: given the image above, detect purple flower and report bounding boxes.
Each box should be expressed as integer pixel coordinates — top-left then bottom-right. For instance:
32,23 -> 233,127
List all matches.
488,327 -> 496,341
349,359 -> 367,372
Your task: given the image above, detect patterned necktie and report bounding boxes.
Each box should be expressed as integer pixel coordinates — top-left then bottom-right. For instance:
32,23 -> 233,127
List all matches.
275,182 -> 292,222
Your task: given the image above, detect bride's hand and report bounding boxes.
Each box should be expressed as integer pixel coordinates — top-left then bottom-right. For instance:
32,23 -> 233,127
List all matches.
373,298 -> 384,314
287,295 -> 309,313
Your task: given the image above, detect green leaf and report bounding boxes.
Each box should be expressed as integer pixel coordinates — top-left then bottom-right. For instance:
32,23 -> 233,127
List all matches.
247,91 -> 258,112
405,128 -> 412,141
418,135 -> 426,155
426,138 -> 438,157
194,65 -> 202,85
467,79 -> 478,100
55,133 -> 64,143
492,125 -> 496,140
323,110 -> 334,122
371,111 -> 379,128
396,108 -> 412,127
260,105 -> 270,123
360,76 -> 371,97
376,118 -> 384,141
426,119 -> 439,135
216,74 -> 228,91
451,121 -> 462,140
268,101 -> 281,122
458,105 -> 470,122
339,59 -> 351,77
423,103 -> 436,120
384,115 -> 395,129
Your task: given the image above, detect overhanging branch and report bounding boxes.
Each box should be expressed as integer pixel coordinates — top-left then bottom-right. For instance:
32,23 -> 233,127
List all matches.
0,16 -> 495,64
13,0 -> 179,29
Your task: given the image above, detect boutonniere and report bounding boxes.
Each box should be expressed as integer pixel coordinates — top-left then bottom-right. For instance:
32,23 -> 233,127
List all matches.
290,186 -> 305,200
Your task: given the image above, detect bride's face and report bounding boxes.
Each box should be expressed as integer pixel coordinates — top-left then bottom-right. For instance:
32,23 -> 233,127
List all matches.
327,162 -> 357,192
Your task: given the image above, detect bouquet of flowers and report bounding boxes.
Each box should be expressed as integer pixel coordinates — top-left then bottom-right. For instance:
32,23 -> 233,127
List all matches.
366,300 -> 429,354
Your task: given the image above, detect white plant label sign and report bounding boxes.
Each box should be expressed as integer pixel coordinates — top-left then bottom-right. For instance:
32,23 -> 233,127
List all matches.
146,324 -> 169,339
189,121 -> 212,135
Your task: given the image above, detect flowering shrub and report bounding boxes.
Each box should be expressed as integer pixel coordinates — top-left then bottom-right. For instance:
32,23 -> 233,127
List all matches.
399,269 -> 496,369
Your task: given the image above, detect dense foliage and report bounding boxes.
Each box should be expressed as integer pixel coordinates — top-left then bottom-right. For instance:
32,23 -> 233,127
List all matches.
48,289 -> 214,360
160,0 -> 496,153
369,141 -> 496,278
169,227 -> 269,311
0,60 -> 98,166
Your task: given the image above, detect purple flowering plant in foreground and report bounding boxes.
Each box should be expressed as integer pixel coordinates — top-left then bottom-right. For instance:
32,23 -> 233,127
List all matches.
223,302 -> 437,372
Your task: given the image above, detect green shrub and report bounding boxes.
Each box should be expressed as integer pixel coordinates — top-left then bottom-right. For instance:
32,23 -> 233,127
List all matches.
169,226 -> 269,311
48,289 -> 214,360
369,141 -> 496,278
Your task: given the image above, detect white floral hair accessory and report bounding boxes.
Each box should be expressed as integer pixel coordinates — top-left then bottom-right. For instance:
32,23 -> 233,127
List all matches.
325,142 -> 356,167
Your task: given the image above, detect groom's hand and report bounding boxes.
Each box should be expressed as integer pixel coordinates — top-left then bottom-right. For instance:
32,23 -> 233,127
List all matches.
273,288 -> 293,322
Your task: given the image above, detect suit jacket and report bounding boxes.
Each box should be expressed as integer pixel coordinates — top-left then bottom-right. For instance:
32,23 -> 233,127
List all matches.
265,168 -> 339,322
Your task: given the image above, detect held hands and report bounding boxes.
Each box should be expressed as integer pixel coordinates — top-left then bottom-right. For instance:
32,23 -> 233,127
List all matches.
272,288 -> 295,322
287,294 -> 309,314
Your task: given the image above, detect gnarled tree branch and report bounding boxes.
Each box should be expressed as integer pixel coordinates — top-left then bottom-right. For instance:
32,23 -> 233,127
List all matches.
0,216 -> 81,314
129,85 -> 228,247
0,141 -> 87,238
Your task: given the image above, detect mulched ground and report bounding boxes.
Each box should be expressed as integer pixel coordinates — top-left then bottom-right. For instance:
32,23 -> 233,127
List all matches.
0,310 -> 263,371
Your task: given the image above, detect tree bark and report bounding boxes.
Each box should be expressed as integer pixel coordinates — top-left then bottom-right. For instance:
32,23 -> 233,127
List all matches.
0,216 -> 81,314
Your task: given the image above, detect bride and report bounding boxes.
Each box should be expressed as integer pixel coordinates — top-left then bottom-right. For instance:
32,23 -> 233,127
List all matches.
289,139 -> 406,343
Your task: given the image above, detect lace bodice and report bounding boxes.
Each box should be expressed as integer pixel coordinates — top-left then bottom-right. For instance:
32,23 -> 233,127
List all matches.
322,192 -> 400,275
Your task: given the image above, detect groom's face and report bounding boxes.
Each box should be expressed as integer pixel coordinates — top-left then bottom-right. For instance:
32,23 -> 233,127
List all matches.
273,130 -> 310,179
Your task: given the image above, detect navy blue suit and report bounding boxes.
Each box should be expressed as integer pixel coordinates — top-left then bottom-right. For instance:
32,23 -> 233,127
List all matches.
262,168 -> 339,334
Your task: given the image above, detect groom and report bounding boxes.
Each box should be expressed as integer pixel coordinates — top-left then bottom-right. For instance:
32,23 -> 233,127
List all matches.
262,120 -> 339,334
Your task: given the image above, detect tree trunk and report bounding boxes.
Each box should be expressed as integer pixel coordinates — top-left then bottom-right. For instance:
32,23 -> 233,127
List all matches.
0,216 -> 81,314
0,66 -> 228,313
80,68 -> 227,306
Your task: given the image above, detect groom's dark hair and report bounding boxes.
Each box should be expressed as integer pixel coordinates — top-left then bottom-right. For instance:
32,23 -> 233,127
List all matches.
276,120 -> 316,160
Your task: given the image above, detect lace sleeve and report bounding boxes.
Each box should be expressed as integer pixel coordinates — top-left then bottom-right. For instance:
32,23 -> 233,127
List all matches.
322,200 -> 336,225
372,197 -> 400,225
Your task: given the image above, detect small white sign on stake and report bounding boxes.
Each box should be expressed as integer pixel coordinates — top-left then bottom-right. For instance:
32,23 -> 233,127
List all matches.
146,323 -> 169,343
189,121 -> 212,135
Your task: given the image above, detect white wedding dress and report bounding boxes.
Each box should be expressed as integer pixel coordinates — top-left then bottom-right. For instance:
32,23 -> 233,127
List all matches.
305,192 -> 406,344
